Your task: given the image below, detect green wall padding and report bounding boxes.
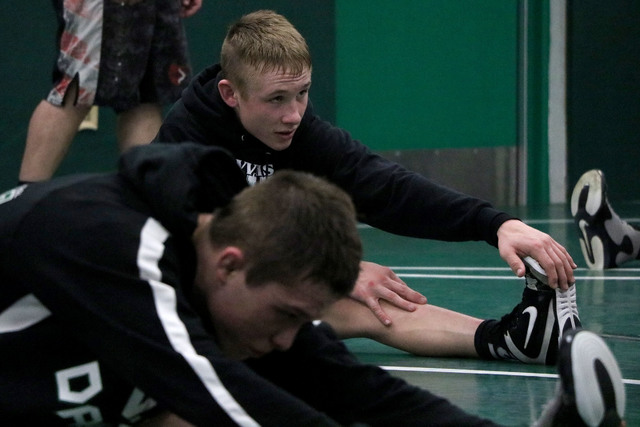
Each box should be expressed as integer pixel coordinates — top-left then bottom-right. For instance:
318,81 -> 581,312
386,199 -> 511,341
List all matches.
523,0 -> 550,205
567,0 -> 640,202
335,0 -> 518,151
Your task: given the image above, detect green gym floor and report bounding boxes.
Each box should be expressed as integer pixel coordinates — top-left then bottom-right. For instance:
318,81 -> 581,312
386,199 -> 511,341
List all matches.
346,203 -> 640,425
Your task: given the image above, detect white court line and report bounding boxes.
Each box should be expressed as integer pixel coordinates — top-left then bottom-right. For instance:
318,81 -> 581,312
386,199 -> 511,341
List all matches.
391,266 -> 511,271
398,274 -> 520,280
381,366 -> 640,386
521,219 -> 573,224
357,217 -> 640,229
389,266 -> 640,280
390,266 -> 640,272
524,217 -> 640,225
396,273 -> 640,281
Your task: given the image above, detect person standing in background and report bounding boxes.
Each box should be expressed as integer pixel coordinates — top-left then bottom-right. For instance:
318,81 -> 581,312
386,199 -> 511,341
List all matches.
18,0 -> 202,183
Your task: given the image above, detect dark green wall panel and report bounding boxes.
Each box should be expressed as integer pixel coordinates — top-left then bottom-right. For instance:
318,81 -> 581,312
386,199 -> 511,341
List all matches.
335,0 -> 518,151
567,0 -> 640,202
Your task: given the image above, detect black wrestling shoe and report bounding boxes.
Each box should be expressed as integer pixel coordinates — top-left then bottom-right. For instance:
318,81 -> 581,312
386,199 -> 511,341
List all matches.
474,258 -> 580,365
523,256 -> 581,342
535,329 -> 626,427
571,169 -> 640,270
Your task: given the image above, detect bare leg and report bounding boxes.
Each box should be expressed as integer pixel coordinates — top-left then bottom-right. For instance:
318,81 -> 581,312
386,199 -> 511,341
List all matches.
19,83 -> 90,182
323,298 -> 482,358
116,102 -> 163,152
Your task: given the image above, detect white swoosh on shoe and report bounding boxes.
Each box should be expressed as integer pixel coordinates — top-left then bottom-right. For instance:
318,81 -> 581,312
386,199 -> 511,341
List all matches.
505,301 -> 555,364
523,306 -> 537,349
579,219 -> 606,270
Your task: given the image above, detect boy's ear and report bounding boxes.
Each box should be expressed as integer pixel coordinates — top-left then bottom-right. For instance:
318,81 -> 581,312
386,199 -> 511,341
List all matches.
215,246 -> 245,283
218,79 -> 239,108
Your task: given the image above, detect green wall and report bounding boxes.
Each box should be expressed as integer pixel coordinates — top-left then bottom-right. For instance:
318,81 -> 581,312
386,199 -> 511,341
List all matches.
567,0 -> 640,202
335,0 -> 518,151
521,0 -> 550,205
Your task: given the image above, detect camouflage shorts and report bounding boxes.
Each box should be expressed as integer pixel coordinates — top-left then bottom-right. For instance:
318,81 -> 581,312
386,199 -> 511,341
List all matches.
48,0 -> 191,113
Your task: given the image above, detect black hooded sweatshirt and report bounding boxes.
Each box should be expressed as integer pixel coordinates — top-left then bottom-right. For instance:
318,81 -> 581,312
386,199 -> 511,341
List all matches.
156,64 -> 515,247
0,144 -> 499,426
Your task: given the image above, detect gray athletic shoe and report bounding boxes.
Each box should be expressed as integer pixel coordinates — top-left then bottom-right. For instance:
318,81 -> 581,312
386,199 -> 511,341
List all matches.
571,169 -> 640,270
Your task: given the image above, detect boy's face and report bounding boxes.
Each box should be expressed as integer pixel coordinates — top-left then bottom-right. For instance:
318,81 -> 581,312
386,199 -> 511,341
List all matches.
222,67 -> 312,151
205,269 -> 337,360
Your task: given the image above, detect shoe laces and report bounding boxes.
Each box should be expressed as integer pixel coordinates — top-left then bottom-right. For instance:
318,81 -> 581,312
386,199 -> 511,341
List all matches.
556,285 -> 579,322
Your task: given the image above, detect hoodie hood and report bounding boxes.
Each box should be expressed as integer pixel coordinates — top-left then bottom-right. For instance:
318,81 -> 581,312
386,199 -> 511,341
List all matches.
118,142 -> 248,236
181,64 -> 246,146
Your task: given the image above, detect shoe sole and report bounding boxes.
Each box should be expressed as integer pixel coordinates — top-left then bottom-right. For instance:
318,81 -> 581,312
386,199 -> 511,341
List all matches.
558,329 -> 625,426
571,169 -> 604,218
570,170 -> 610,270
571,169 -> 640,270
522,256 -> 548,286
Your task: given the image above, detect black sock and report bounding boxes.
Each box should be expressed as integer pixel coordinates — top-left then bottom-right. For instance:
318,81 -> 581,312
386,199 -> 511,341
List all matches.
474,319 -> 508,361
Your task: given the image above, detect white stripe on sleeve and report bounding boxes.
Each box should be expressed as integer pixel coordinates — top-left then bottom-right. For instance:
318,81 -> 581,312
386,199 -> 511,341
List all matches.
137,218 -> 259,426
0,293 -> 52,333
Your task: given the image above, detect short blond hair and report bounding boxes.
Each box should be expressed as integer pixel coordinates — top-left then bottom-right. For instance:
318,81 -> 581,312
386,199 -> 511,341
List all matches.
220,10 -> 312,94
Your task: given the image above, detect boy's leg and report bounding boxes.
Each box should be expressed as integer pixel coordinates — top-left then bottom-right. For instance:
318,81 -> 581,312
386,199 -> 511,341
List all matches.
571,169 -> 640,270
116,102 -> 163,152
324,258 -> 581,365
324,298 -> 481,358
19,81 -> 90,182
